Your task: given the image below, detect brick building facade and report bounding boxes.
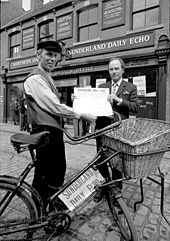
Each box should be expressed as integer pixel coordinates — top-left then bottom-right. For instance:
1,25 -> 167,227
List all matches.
0,0 -> 170,123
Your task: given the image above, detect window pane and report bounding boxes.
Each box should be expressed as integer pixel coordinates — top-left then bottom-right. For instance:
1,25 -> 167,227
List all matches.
133,12 -> 145,29
11,45 -> 20,58
89,24 -> 98,40
40,25 -> 46,38
89,7 -> 97,24
40,21 -> 54,39
133,0 -> 145,11
79,27 -> 88,42
146,8 -> 159,26
11,33 -> 20,46
146,0 -> 159,8
79,11 -> 88,27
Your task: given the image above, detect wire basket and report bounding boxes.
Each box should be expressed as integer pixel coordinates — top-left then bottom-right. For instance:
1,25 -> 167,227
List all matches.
101,118 -> 170,178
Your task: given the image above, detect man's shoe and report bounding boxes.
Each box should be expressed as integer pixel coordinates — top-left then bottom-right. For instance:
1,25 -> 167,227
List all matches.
93,188 -> 103,203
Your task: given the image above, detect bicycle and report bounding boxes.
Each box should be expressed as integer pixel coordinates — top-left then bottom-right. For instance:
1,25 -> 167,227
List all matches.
0,111 -> 139,241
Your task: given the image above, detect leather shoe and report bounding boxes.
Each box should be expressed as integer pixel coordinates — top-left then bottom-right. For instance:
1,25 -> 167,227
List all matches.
93,188 -> 103,203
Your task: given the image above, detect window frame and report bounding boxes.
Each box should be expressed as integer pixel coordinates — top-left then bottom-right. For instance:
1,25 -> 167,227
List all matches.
77,4 -> 98,43
9,31 -> 21,58
38,19 -> 54,42
132,0 -> 160,30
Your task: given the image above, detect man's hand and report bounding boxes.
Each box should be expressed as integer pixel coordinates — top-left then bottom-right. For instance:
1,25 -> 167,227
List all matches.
80,113 -> 96,123
71,94 -> 77,102
107,94 -> 122,104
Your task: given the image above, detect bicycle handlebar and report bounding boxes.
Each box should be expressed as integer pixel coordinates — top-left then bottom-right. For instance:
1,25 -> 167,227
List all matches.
64,111 -> 121,145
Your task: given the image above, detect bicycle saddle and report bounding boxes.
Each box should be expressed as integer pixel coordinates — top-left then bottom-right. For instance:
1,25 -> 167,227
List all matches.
10,131 -> 50,147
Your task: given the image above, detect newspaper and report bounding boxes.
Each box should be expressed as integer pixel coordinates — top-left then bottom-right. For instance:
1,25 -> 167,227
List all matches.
73,87 -> 113,116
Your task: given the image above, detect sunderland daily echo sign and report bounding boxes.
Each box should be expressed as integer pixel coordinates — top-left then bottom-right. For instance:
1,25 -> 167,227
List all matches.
68,31 -> 154,59
58,168 -> 104,211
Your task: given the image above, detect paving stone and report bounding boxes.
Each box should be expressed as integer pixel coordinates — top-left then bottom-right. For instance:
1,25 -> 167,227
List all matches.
137,205 -> 149,215
143,223 -> 158,240
90,232 -> 105,241
152,205 -> 162,214
148,213 -> 160,225
134,214 -> 146,226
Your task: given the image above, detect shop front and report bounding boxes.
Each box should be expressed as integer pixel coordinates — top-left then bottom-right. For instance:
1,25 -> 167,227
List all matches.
2,32 -> 169,126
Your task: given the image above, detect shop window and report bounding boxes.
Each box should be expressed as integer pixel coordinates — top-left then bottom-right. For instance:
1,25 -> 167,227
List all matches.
124,66 -> 158,119
79,76 -> 91,87
132,0 -> 160,29
39,20 -> 54,42
77,5 -> 98,42
9,31 -> 21,58
7,83 -> 24,122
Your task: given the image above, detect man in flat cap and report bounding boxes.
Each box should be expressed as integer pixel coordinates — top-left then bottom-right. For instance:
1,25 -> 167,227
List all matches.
24,40 -> 96,208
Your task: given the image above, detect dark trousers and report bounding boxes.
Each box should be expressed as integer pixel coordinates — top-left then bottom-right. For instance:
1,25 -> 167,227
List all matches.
31,125 -> 66,205
95,117 -> 122,185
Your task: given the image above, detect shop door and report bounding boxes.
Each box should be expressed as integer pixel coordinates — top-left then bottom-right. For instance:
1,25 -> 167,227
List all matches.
124,67 -> 158,119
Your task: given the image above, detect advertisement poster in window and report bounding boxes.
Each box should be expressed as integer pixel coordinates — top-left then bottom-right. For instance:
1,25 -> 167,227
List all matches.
22,26 -> 35,50
56,13 -> 73,40
133,75 -> 146,96
102,0 -> 125,30
96,79 -> 107,88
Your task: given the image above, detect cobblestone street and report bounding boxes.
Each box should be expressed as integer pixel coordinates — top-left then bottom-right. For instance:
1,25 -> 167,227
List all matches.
0,123 -> 170,241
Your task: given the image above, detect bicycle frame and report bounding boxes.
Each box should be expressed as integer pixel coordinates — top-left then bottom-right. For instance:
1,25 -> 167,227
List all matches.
49,148 -> 123,212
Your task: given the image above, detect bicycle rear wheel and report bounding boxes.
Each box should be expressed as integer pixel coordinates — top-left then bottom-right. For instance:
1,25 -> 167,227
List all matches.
106,188 -> 138,241
0,180 -> 39,240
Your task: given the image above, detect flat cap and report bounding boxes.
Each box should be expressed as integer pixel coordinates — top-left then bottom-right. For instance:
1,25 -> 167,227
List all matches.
37,40 -> 62,53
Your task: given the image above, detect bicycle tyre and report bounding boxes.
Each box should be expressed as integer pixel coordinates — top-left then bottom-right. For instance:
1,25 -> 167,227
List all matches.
106,188 -> 138,241
0,180 -> 39,240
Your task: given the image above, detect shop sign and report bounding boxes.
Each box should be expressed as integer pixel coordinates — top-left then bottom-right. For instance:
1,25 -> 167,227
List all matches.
68,31 -> 155,59
58,168 -> 104,211
54,78 -> 77,87
9,56 -> 38,70
22,26 -> 35,50
52,66 -> 94,76
102,0 -> 125,29
56,12 -> 73,40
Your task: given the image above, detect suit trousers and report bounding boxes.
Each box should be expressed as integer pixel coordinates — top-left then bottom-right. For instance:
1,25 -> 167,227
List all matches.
95,117 -> 122,188
31,125 -> 66,205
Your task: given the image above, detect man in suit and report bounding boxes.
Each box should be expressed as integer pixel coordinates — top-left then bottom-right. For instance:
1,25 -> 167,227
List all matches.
97,57 -> 140,125
94,57 -> 140,202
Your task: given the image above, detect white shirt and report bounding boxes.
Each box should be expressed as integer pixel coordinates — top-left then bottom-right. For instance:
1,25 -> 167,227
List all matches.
24,68 -> 80,119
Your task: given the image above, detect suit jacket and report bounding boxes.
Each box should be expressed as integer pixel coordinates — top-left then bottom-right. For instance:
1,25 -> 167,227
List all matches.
99,79 -> 140,120
95,80 -> 140,131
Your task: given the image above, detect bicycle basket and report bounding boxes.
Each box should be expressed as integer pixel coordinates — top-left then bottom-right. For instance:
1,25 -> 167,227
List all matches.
101,118 -> 170,178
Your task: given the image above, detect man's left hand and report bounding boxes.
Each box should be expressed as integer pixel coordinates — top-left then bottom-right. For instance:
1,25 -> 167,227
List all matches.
107,94 -> 122,104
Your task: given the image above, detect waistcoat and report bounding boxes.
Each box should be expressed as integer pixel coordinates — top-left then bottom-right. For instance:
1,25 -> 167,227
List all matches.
24,68 -> 63,129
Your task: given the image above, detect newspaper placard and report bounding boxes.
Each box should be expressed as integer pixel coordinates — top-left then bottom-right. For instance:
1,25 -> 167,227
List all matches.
133,75 -> 146,96
73,87 -> 113,116
58,168 -> 104,211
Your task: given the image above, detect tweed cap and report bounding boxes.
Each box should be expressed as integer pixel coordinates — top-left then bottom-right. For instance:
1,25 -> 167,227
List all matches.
37,40 -> 62,53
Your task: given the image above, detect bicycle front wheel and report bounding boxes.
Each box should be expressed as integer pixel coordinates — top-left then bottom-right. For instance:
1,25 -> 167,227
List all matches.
106,188 -> 138,241
0,180 -> 39,240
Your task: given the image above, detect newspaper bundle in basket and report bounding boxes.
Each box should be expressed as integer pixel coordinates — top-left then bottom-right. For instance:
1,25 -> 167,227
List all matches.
101,118 -> 170,179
